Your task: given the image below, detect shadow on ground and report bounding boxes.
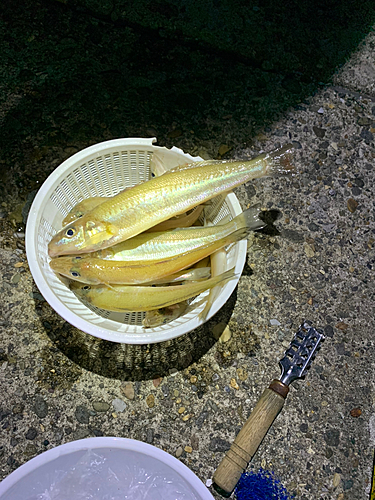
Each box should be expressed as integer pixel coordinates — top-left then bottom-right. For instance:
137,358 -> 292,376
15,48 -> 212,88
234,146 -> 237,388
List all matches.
2,1 -> 374,384
33,282 -> 245,382
1,0 -> 375,201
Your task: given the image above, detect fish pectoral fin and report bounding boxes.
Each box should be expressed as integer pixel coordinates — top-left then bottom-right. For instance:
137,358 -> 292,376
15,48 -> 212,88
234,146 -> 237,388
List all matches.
105,222 -> 119,237
103,282 -> 118,291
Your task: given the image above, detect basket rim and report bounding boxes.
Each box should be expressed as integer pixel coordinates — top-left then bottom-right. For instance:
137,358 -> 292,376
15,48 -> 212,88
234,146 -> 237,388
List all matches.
0,436 -> 215,499
25,138 -> 246,344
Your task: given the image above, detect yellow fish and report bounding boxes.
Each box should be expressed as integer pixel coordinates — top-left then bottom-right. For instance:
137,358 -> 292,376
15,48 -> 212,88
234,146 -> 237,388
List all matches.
49,206 -> 264,284
70,267 -> 236,312
63,197 -> 205,232
90,205 -> 262,261
48,145 -> 294,257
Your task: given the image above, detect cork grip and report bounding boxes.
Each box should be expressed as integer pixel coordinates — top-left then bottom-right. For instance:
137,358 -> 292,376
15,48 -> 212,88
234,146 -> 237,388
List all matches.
213,380 -> 288,495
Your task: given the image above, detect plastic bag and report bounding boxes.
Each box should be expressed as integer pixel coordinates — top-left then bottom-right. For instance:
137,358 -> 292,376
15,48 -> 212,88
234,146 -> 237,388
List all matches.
26,450 -> 199,500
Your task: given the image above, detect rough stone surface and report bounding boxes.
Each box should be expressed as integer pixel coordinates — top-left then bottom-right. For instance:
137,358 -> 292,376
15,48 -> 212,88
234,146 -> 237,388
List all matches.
0,3 -> 374,500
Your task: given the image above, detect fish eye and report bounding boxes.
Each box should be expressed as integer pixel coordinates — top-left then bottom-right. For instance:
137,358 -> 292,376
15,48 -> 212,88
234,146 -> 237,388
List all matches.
65,228 -> 75,237
71,271 -> 80,277
83,285 -> 90,290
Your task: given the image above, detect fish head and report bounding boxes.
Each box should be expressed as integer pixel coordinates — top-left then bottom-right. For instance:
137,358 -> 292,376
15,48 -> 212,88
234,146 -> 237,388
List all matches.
69,281 -> 93,301
49,256 -> 100,285
48,217 -> 119,257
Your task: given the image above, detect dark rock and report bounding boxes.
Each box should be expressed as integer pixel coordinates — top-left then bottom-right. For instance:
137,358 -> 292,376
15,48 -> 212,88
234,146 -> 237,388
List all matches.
25,427 -> 37,440
335,343 -> 346,355
322,223 -> 335,233
281,228 -> 304,242
353,178 -> 364,188
54,429 -> 64,441
161,384 -> 169,397
208,438 -> 231,452
324,325 -> 334,338
30,292 -> 45,302
357,117 -> 371,126
299,423 -> 308,433
10,437 -> 18,447
308,222 -> 319,231
146,428 -> 154,444
324,429 -> 340,447
92,428 -> 103,437
33,396 -> 48,418
313,126 -> 326,138
342,479 -> 354,491
196,411 -> 209,429
347,198 -> 358,213
325,448 -> 333,458
75,405 -> 90,424
43,321 -> 52,331
360,128 -> 373,142
245,184 -> 256,198
74,428 -> 90,440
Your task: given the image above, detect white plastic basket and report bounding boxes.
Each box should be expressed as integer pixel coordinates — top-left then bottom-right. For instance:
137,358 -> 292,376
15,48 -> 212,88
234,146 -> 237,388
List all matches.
25,138 -> 247,344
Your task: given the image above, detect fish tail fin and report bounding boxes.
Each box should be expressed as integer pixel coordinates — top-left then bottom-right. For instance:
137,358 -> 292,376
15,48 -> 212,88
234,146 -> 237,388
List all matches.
265,143 -> 295,176
229,204 -> 266,234
211,267 -> 237,289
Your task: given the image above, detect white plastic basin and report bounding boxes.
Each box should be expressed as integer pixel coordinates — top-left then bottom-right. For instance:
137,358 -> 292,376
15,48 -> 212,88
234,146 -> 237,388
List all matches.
0,437 -> 215,500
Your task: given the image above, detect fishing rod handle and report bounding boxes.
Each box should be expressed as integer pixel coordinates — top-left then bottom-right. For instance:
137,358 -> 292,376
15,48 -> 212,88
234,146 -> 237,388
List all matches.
213,380 -> 289,495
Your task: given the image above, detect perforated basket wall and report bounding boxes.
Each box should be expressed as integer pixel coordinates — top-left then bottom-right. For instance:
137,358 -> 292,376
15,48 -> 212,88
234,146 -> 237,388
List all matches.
26,138 -> 247,344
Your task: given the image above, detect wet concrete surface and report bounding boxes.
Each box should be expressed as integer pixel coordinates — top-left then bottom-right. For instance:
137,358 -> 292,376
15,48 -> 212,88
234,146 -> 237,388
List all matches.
0,1 -> 375,499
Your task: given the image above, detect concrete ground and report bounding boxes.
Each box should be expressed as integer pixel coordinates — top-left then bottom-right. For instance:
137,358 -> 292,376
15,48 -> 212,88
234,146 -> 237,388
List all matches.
0,2 -> 374,499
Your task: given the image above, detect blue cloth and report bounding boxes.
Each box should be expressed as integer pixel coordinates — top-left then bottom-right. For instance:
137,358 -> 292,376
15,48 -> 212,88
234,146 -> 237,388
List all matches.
235,469 -> 293,500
